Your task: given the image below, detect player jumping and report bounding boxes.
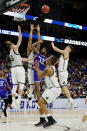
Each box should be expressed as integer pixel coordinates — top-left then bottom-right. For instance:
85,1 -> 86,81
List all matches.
51,42 -> 74,110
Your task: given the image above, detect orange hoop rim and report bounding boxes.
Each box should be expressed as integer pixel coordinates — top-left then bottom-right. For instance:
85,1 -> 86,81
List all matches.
20,4 -> 30,7
10,4 -> 30,12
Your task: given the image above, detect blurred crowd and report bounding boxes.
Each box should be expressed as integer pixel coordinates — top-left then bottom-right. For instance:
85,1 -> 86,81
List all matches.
0,47 -> 87,99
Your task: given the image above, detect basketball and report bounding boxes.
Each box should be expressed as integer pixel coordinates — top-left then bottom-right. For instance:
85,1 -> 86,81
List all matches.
41,5 -> 50,14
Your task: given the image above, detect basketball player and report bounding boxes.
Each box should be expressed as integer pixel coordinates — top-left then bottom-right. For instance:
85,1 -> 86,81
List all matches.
27,24 -> 43,105
33,26 -> 47,100
0,66 -> 11,117
5,25 -> 26,109
4,65 -> 13,108
27,24 -> 35,102
35,56 -> 61,128
51,42 -> 74,109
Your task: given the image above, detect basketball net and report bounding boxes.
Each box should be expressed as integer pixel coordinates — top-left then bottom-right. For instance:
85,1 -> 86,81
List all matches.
10,4 -> 30,21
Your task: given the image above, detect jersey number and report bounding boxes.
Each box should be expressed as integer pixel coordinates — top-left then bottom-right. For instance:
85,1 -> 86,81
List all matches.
10,55 -> 14,61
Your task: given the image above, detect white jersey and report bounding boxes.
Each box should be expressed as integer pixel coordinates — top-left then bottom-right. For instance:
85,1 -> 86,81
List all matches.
28,51 -> 34,68
45,66 -> 60,88
58,55 -> 69,72
10,49 -> 23,67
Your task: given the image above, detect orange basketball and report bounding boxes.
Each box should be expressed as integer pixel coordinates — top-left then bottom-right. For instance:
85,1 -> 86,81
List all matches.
41,5 -> 50,14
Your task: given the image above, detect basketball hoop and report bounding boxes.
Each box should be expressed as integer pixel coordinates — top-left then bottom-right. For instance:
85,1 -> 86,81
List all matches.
10,4 -> 30,21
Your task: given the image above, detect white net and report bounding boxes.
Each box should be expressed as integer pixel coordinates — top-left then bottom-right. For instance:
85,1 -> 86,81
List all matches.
11,4 -> 30,21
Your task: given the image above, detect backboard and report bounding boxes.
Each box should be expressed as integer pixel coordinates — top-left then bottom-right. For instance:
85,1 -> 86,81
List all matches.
0,0 -> 29,15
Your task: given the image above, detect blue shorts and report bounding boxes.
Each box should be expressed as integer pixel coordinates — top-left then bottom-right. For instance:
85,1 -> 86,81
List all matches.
0,91 -> 7,99
34,70 -> 40,83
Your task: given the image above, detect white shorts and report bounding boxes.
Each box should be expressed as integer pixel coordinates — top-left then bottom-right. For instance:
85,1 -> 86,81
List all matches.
11,66 -> 25,85
28,68 -> 34,85
58,71 -> 68,86
42,87 -> 61,103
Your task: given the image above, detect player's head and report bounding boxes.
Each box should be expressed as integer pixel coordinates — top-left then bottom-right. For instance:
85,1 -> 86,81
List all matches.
41,47 -> 47,56
46,55 -> 58,66
65,45 -> 73,53
5,41 -> 15,49
5,64 -> 11,73
0,66 -> 4,77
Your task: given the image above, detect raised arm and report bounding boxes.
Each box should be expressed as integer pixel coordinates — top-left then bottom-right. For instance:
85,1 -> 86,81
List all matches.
27,24 -> 34,56
16,25 -> 22,48
36,25 -> 41,52
51,42 -> 65,54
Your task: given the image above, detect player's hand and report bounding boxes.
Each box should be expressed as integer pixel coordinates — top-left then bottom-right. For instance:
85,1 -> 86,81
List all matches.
38,40 -> 43,44
35,60 -> 39,71
85,97 -> 87,104
36,24 -> 40,32
18,25 -> 21,32
30,24 -> 34,31
51,42 -> 55,48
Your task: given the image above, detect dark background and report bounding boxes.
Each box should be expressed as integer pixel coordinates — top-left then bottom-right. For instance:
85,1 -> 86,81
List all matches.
0,0 -> 87,55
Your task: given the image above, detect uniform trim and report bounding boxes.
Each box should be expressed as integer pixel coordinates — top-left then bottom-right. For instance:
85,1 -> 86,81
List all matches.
29,84 -> 34,85
18,82 -> 25,84
42,97 -> 47,104
13,84 -> 19,85
13,49 -> 20,55
11,65 -> 23,68
34,81 -> 40,83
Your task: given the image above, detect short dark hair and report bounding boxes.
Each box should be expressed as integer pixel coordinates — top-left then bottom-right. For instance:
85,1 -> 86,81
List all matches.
50,55 -> 58,65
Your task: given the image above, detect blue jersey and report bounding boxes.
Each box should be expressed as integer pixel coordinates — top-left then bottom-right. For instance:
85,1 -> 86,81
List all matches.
0,78 -> 6,92
0,77 -> 7,99
34,52 -> 46,71
34,52 -> 46,83
6,73 -> 13,89
5,73 -> 13,95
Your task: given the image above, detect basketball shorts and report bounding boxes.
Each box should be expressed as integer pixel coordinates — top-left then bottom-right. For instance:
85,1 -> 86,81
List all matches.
0,90 -> 7,99
11,66 -> 25,85
42,87 -> 61,103
28,68 -> 34,85
58,71 -> 68,86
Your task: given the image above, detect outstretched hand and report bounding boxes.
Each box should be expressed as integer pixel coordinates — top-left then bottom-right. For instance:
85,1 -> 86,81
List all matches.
36,24 -> 40,32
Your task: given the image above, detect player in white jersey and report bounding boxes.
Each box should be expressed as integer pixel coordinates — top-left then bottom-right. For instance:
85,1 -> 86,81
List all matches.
35,55 -> 61,128
51,42 -> 74,110
27,24 -> 43,104
27,24 -> 35,101
5,26 -> 28,109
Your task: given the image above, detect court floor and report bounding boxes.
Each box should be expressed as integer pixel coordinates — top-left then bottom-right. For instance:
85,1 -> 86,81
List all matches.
0,109 -> 87,131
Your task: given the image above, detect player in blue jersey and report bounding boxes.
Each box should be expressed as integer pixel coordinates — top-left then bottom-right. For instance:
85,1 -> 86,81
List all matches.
32,25 -> 47,100
4,65 -> 13,108
0,66 -> 11,117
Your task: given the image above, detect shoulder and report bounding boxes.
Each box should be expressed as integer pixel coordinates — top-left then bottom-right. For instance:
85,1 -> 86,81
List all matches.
46,66 -> 54,75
